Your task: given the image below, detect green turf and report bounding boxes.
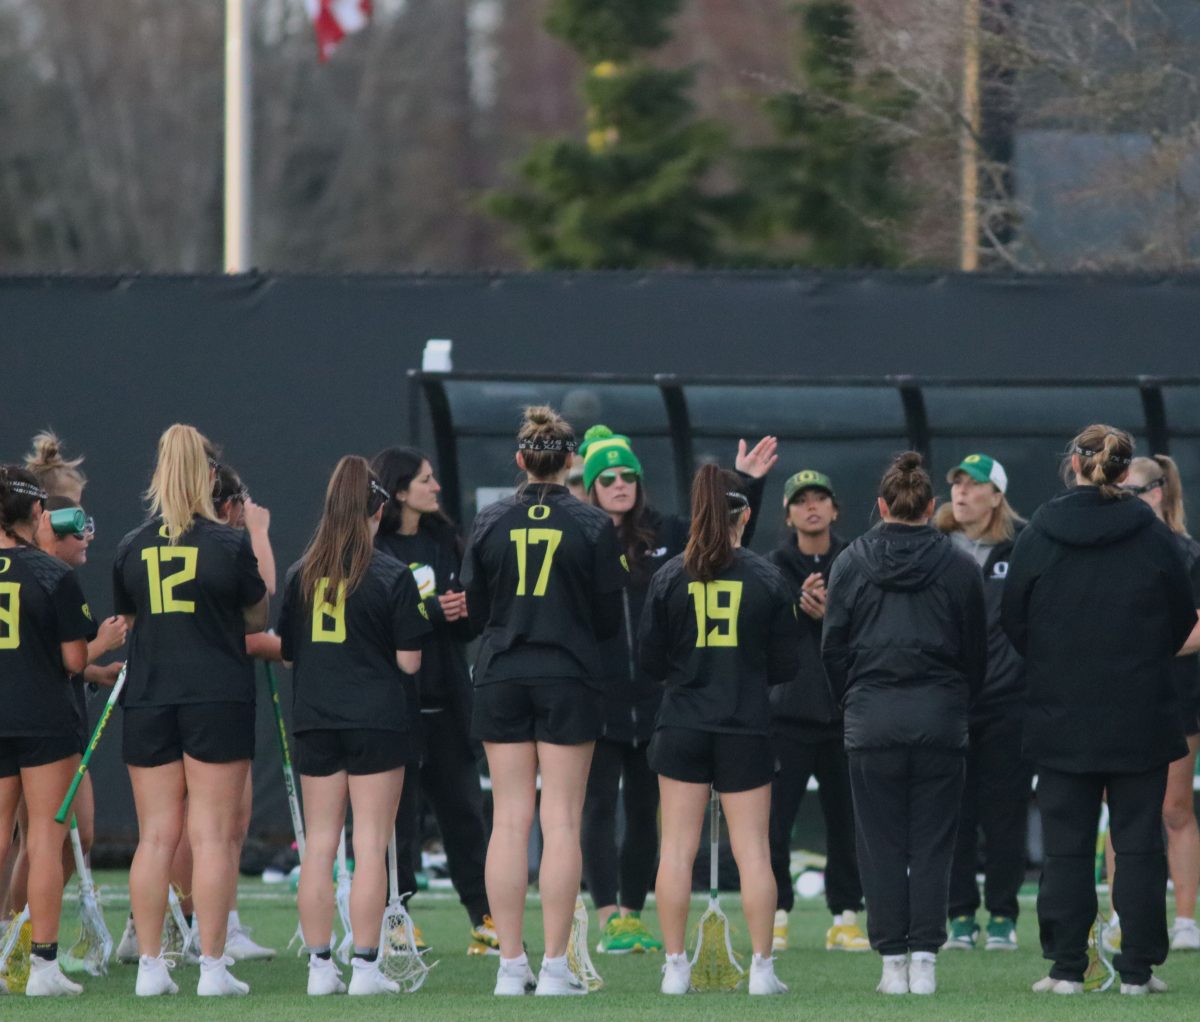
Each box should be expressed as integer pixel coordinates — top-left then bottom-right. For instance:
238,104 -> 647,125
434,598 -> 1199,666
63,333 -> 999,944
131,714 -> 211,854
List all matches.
5,873 -> 1198,1019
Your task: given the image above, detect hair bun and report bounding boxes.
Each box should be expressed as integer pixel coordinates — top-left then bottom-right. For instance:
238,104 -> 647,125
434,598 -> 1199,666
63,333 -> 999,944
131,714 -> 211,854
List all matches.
894,451 -> 924,474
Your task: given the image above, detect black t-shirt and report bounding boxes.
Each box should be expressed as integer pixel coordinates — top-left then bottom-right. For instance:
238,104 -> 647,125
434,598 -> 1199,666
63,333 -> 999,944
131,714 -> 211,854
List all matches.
0,545 -> 97,737
461,484 -> 627,687
113,517 -> 266,707
278,552 -> 431,734
1173,532 -> 1200,710
638,548 -> 799,735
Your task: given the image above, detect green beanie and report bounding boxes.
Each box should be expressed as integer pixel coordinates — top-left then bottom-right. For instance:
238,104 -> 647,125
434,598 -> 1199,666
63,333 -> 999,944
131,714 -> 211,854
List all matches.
579,425 -> 643,492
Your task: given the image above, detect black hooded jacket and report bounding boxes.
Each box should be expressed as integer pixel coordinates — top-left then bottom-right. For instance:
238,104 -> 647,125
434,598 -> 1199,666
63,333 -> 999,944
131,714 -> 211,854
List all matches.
1001,488 -> 1196,774
822,523 -> 987,753
768,533 -> 849,739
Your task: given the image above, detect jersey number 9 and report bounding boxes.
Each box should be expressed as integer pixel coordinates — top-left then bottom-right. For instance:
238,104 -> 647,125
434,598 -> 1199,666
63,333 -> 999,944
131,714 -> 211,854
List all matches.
142,548 -> 198,615
687,580 -> 742,648
0,582 -> 20,649
509,528 -> 563,597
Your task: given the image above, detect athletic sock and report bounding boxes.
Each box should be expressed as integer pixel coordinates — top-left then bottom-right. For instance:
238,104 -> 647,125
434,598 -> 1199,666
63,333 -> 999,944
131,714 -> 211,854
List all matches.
502,952 -> 528,968
835,910 -> 858,927
310,945 -> 332,960
665,952 -> 687,965
353,946 -> 379,962
31,941 -> 57,962
228,909 -> 241,931
542,953 -> 568,971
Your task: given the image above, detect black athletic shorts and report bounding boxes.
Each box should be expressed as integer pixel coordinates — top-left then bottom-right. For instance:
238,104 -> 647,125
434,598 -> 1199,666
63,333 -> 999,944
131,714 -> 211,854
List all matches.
1182,699 -> 1200,738
296,728 -> 410,777
122,702 -> 255,767
648,726 -> 774,793
471,679 -> 603,745
0,734 -> 80,778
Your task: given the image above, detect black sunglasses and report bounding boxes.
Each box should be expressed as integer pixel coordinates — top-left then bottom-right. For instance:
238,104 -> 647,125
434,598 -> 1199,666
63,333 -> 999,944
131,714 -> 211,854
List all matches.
596,470 -> 640,487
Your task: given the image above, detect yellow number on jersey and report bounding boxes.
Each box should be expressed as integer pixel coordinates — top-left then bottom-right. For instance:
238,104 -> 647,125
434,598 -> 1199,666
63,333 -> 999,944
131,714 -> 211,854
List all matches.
0,581 -> 20,650
509,528 -> 563,597
141,547 -> 198,614
687,580 -> 743,648
312,579 -> 347,643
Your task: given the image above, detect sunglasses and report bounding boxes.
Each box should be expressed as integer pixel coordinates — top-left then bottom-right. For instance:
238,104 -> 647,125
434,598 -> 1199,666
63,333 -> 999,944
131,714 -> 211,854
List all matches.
596,470 -> 640,487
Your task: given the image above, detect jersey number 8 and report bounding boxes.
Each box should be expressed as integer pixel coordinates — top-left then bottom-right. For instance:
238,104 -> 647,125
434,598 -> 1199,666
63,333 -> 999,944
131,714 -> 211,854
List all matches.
142,548 -> 198,615
0,582 -> 19,649
687,580 -> 742,648
509,528 -> 563,597
312,579 -> 347,643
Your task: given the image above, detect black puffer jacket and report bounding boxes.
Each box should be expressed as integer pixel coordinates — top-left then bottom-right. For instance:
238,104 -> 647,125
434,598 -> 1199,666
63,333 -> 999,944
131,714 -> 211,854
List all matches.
594,474 -> 766,744
822,523 -> 987,753
768,534 -> 848,740
1001,488 -> 1196,774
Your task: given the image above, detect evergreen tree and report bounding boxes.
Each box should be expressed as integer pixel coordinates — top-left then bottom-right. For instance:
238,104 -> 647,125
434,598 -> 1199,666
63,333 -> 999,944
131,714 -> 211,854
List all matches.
740,0 -> 914,267
485,0 -> 737,269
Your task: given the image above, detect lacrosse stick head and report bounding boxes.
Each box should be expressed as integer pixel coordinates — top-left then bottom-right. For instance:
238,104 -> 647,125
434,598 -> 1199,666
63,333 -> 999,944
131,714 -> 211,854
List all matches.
690,901 -> 744,992
378,899 -> 433,992
0,913 -> 32,994
61,892 -> 113,977
567,897 -> 603,991
1085,914 -> 1116,993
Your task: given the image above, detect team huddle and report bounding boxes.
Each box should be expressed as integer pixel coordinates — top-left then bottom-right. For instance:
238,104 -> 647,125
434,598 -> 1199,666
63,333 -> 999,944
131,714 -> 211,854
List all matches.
1,411 -> 1198,999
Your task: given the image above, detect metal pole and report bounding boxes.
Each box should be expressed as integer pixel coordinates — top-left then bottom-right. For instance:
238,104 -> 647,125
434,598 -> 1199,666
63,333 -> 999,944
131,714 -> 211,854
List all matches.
224,0 -> 252,272
960,0 -> 980,271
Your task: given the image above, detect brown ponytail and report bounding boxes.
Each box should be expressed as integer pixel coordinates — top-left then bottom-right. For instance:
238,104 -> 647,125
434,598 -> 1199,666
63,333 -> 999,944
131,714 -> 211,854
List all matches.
517,405 -> 576,480
299,456 -> 386,604
1064,424 -> 1134,500
684,464 -> 748,582
1128,454 -> 1188,535
879,451 -> 933,522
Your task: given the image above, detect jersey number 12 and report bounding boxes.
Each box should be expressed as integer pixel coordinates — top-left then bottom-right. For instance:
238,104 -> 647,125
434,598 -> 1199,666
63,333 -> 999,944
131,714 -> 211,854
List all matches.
687,580 -> 742,647
142,548 -> 198,615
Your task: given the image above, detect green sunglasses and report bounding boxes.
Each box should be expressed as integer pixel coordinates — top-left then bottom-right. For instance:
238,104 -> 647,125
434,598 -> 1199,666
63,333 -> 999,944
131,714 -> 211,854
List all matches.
596,469 -> 640,487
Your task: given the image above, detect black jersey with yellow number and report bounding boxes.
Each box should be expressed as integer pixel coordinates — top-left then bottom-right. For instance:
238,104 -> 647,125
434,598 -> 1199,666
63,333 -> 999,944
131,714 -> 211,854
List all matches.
278,552 -> 431,734
0,545 -> 97,737
460,484 -> 627,688
113,516 -> 266,707
638,548 -> 799,736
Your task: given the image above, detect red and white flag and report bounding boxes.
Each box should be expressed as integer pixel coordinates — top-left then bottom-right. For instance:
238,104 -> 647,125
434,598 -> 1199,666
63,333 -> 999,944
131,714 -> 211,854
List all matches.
305,0 -> 371,62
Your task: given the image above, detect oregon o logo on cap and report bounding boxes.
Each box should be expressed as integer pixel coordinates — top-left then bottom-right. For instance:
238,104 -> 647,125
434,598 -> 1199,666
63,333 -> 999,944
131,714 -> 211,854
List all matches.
797,471 -> 818,482
964,455 -> 982,464
607,450 -> 620,464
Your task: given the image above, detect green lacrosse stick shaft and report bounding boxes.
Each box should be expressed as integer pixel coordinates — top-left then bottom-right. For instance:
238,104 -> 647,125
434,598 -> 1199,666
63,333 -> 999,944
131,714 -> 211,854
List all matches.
56,665 -> 127,823
265,661 -> 306,859
709,788 -> 719,900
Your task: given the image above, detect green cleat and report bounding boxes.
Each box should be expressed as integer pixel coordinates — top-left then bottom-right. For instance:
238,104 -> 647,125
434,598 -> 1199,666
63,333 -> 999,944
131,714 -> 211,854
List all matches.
595,912 -> 662,954
985,915 -> 1018,951
943,915 -> 979,950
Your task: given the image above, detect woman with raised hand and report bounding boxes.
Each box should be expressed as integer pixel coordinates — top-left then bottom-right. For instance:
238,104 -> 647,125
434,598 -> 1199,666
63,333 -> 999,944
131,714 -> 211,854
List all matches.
280,456 -> 428,997
576,425 -> 776,954
371,446 -> 496,957
823,452 -> 986,997
639,464 -> 798,996
0,467 -> 95,996
113,425 -> 268,997
461,406 -> 626,997
1123,455 -> 1200,952
1002,426 -> 1197,995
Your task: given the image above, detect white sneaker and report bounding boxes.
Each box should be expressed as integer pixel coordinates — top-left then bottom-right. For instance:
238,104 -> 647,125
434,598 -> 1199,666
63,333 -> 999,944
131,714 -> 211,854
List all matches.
196,955 -> 249,996
25,957 -> 83,997
877,955 -> 908,994
535,956 -> 587,996
494,955 -> 537,996
226,924 -> 276,961
1121,975 -> 1168,995
660,953 -> 691,995
748,954 -> 788,995
1031,976 -> 1082,994
116,916 -> 140,963
307,955 -> 346,996
1171,918 -> 1200,951
772,909 -> 788,952
348,957 -> 399,995
908,952 -> 936,995
135,955 -> 178,996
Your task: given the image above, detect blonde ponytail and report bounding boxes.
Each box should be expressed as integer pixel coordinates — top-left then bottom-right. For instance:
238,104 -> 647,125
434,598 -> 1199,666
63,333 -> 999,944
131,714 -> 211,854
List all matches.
146,424 -> 218,543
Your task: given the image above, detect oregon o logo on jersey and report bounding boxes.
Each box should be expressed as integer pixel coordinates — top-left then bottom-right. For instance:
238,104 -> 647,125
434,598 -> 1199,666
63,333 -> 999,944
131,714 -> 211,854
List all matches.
0,557 -> 9,574
82,603 -> 93,621
528,504 -> 551,521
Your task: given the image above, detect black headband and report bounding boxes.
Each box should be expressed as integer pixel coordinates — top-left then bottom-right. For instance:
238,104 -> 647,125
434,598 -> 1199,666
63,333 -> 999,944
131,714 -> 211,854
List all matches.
1124,477 -> 1165,496
726,491 -> 749,513
1072,443 -> 1131,467
518,436 -> 577,453
3,479 -> 47,502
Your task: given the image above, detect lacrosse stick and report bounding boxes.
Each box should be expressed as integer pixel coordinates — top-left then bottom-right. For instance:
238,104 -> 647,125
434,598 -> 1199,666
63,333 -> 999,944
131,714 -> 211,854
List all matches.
60,818 -> 113,976
0,907 -> 31,994
334,830 -> 354,963
56,665 -> 126,823
567,896 -> 603,991
378,831 -> 433,991
690,790 -> 744,991
162,885 -> 195,962
1084,801 -> 1115,993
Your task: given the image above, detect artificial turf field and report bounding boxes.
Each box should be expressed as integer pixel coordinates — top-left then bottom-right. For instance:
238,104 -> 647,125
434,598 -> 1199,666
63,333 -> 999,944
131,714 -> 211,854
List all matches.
6,873 -> 1200,1020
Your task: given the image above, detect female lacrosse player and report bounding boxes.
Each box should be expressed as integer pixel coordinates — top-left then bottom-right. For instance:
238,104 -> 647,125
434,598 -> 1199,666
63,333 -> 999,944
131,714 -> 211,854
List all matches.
1123,456 -> 1200,950
461,406 -> 626,997
1002,426 -> 1196,994
576,426 -> 776,954
371,446 -> 496,956
934,455 -> 1028,952
114,425 -> 268,997
280,456 -> 429,997
639,464 -> 797,996
25,431 -> 86,503
823,452 -> 986,996
0,466 -> 94,996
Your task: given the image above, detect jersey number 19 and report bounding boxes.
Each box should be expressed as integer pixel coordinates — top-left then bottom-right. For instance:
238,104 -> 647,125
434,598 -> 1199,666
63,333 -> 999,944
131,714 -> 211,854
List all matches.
687,580 -> 742,648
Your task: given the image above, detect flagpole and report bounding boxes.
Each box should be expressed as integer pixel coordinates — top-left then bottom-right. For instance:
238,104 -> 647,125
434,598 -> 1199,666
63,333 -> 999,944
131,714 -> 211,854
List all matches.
224,0 -> 252,272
